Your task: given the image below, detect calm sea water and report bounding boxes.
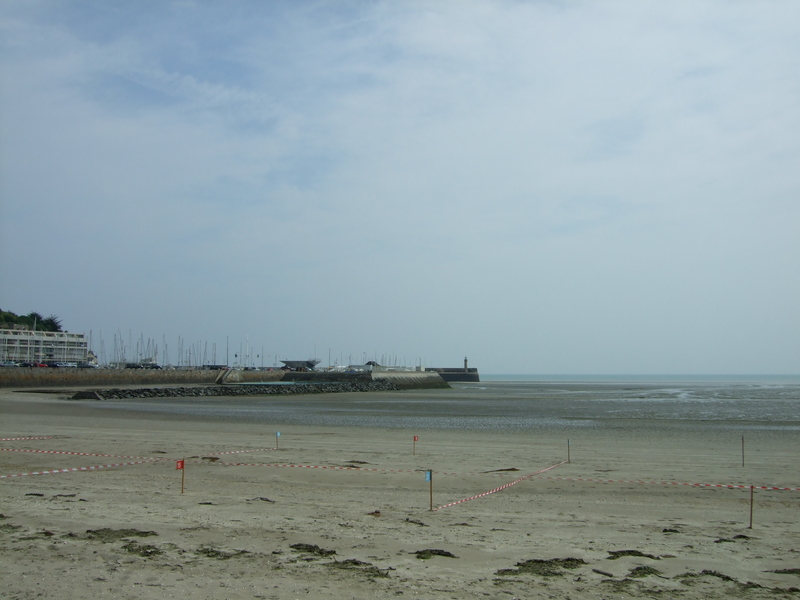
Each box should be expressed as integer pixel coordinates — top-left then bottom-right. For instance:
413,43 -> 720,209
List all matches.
92,375 -> 800,433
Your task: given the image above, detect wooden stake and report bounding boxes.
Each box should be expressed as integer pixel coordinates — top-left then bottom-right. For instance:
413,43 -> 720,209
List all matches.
742,435 -> 745,467
568,439 -> 571,464
413,435 -> 418,455
181,462 -> 185,494
749,485 -> 754,529
427,470 -> 433,511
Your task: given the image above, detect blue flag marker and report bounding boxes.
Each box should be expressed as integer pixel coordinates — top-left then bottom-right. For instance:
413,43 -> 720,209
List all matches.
425,470 -> 431,482
276,432 -> 281,437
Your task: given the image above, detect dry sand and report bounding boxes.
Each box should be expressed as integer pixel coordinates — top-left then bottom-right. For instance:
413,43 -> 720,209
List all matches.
1,389 -> 798,599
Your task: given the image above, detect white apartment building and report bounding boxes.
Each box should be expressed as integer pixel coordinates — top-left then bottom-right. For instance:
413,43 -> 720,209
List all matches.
0,328 -> 89,364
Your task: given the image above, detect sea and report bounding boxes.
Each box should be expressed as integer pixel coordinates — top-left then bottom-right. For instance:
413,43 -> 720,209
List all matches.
92,374 -> 800,434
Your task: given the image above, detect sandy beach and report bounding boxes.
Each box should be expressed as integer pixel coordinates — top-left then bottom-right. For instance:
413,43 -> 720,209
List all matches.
1,388 -> 799,599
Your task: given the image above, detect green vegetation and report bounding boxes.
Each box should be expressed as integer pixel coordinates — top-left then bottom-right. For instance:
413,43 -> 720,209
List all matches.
0,310 -> 63,332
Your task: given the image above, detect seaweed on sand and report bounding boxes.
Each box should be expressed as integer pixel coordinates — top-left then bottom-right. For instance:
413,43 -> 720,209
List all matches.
496,557 -> 586,577
122,540 -> 163,558
85,528 -> 158,542
290,543 -> 336,557
628,566 -> 662,578
415,549 -> 458,560
607,550 -> 660,560
327,558 -> 390,578
197,546 -> 251,560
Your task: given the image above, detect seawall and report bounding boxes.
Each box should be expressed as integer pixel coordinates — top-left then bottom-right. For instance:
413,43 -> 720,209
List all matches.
0,368 -> 283,389
0,368 -> 448,390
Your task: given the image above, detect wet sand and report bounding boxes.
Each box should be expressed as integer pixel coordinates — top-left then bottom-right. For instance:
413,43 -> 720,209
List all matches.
1,389 -> 799,599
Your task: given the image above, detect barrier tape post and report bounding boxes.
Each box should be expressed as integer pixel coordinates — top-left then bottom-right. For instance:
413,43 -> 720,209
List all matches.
176,459 -> 185,493
749,485 -> 754,529
413,435 -> 418,456
568,439 -> 571,464
426,470 -> 433,511
742,435 -> 745,467
276,431 -> 280,450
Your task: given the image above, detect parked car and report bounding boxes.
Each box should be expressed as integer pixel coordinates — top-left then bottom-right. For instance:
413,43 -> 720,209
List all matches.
0,361 -> 20,367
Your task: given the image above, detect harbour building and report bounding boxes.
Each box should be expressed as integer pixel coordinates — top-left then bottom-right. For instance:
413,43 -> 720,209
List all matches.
0,328 -> 89,364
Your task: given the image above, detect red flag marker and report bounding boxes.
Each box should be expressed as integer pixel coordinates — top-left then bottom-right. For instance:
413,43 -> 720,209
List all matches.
176,459 -> 185,493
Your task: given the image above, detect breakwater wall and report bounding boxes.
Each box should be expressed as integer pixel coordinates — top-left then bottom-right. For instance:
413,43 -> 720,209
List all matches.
0,368 -> 283,389
281,370 -> 448,389
0,367 -> 448,390
72,379 -> 398,400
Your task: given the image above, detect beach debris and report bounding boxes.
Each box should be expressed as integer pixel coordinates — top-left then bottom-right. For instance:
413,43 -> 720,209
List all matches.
662,528 -> 680,533
0,513 -> 7,519
39,530 -> 55,537
606,550 -> 660,560
404,518 -> 428,527
347,460 -> 369,464
483,468 -> 520,472
198,502 -> 216,505
52,494 -> 76,498
450,522 -> 474,527
367,510 -> 381,517
201,456 -> 220,462
197,546 -> 251,560
592,568 -> 615,578
24,493 -> 44,497
495,557 -> 584,576
414,549 -> 458,560
290,543 -> 336,557
247,497 -> 275,503
85,528 -> 158,542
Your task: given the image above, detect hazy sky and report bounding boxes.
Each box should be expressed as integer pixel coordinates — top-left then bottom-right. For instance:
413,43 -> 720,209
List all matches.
1,1 -> 798,374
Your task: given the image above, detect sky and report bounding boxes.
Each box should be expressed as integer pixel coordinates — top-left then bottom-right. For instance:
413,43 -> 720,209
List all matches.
1,1 -> 799,374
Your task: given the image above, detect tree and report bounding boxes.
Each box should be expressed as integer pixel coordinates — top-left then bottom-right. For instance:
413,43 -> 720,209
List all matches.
41,314 -> 63,332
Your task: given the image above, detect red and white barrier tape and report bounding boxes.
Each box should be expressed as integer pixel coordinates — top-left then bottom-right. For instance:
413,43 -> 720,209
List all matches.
211,461 -> 481,475
1,448 -> 155,460
0,459 -> 158,479
0,436 -> 53,441
537,476 -> 800,492
434,461 -> 568,511
206,448 -> 277,456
